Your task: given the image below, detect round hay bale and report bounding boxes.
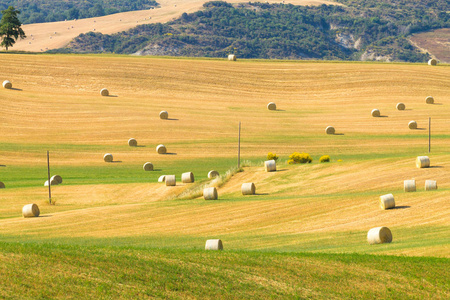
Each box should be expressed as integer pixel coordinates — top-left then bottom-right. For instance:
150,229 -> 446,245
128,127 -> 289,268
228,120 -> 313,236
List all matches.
267,102 -> 276,111
379,194 -> 395,210
203,187 -> 218,200
0,181 -> 5,188
182,172 -> 195,183
205,239 -> 223,250
228,54 -> 236,61
367,227 -> 392,245
264,160 -> 276,172
425,96 -> 434,104
3,80 -> 12,89
128,138 -> 137,147
396,103 -> 405,110
428,58 -> 437,66
425,180 -> 437,191
159,111 -> 168,119
404,180 -> 416,192
100,88 -> 109,96
371,109 -> 380,117
165,175 -> 176,186
143,162 -> 153,171
325,126 -> 335,135
103,153 -> 113,162
51,175 -> 62,184
416,156 -> 430,168
208,170 -> 219,179
241,183 -> 256,195
408,121 -> 417,129
158,175 -> 166,183
156,144 -> 167,154
22,203 -> 40,218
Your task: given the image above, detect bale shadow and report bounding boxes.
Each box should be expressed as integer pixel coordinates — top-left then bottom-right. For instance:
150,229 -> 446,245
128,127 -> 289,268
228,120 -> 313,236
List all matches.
428,166 -> 444,169
392,206 -> 410,210
163,153 -> 177,155
255,193 -> 269,196
10,88 -> 22,91
107,95 -> 118,97
415,128 -> 427,130
39,215 -> 52,218
0,165 -> 6,167
404,109 -> 413,111
276,109 -> 286,111
334,133 -> 345,136
276,169 -> 289,172
432,103 -> 443,105
379,115 -> 388,118
167,118 -> 179,121
110,161 -> 122,163
136,145 -> 146,148
152,169 -> 162,172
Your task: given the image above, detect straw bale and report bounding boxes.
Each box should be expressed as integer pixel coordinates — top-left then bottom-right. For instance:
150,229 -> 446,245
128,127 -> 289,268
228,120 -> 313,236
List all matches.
165,175 -> 176,186
160,111 -> 168,119
156,144 -> 167,154
100,88 -> 109,96
264,160 -> 276,172
2,80 -> 12,89
158,175 -> 166,182
408,121 -> 417,129
0,181 -> 5,188
379,194 -> 395,210
143,162 -> 153,171
416,156 -> 430,168
203,187 -> 218,200
51,175 -> 62,184
267,102 -> 276,110
396,103 -> 405,110
325,126 -> 335,135
128,138 -> 137,147
367,227 -> 392,244
22,203 -> 40,218
425,96 -> 434,104
228,54 -> 236,61
205,239 -> 223,250
425,180 -> 437,191
182,172 -> 195,183
371,109 -> 380,117
103,153 -> 113,162
404,180 -> 416,192
208,170 -> 219,179
428,59 -> 437,66
241,183 -> 256,195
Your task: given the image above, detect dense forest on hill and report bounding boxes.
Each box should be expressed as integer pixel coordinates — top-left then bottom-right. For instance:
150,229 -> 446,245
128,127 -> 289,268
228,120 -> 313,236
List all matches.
0,0 -> 158,24
56,1 -> 449,62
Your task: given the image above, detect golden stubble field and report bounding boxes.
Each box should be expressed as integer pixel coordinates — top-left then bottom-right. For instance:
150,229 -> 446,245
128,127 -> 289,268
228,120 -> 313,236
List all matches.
0,54 -> 449,256
13,0 -> 342,52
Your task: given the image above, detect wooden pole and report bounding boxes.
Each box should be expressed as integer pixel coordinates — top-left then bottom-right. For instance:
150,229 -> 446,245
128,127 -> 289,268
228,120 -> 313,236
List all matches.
47,150 -> 52,204
238,122 -> 241,169
428,117 -> 431,153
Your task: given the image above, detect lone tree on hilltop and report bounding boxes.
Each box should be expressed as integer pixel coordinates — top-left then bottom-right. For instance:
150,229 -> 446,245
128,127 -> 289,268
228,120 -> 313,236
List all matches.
0,6 -> 26,51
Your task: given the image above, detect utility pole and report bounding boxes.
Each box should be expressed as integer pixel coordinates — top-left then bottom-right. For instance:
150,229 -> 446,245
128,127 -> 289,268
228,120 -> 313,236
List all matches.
238,122 -> 241,169
428,117 -> 431,153
47,150 -> 52,204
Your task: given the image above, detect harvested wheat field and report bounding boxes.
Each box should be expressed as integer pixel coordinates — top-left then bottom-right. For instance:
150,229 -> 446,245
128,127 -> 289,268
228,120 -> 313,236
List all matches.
0,54 -> 449,298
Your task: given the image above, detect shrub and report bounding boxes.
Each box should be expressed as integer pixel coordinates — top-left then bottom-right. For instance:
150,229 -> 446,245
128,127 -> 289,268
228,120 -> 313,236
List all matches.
288,152 -> 312,164
267,152 -> 279,162
319,155 -> 330,163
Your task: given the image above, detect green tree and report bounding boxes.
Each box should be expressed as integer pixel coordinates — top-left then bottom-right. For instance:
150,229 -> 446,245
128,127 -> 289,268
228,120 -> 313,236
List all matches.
0,6 -> 26,51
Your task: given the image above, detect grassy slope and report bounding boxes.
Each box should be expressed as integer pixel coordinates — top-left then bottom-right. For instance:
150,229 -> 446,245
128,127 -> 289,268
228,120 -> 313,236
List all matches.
0,54 -> 449,297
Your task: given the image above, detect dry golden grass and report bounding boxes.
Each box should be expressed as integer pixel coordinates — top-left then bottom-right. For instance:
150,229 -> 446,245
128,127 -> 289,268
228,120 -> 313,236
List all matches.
0,54 -> 449,257
12,0 -> 341,52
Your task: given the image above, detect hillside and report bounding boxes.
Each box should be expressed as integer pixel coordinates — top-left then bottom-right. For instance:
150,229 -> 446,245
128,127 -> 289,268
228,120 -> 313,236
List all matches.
55,0 -> 450,62
0,53 -> 449,297
410,28 -> 450,63
0,0 -> 158,24
10,0 -> 337,52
